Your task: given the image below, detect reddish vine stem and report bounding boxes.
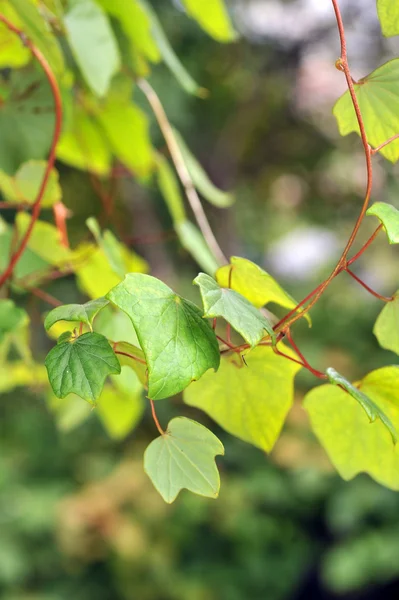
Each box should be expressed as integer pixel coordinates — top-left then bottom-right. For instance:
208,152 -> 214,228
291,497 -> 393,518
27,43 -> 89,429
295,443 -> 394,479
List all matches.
0,14 -> 63,289
28,286 -> 62,307
114,349 -> 147,365
345,267 -> 393,302
285,329 -> 327,379
150,399 -> 165,435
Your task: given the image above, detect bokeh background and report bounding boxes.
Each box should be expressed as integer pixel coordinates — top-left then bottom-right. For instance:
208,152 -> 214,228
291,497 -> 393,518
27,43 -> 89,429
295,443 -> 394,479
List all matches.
2,0 -> 399,598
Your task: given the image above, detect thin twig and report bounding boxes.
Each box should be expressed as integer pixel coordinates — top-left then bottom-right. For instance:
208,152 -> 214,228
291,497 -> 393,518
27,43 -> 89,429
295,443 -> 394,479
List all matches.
371,133 -> 399,155
345,267 -> 393,302
150,399 -> 164,435
138,78 -> 227,267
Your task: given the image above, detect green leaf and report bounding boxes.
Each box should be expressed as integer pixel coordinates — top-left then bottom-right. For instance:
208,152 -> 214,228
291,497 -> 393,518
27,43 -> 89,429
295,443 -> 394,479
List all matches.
366,202 -> 399,244
144,417 -> 224,503
113,341 -> 147,386
0,217 -> 48,282
333,59 -> 399,163
176,221 -> 219,275
156,154 -> 186,225
47,392 -> 92,432
64,0 -> 120,97
0,361 -> 48,394
0,160 -> 61,208
106,273 -> 220,400
374,293 -> 399,355
45,332 -> 121,403
0,70 -> 55,174
96,99 -> 154,176
216,257 -> 311,324
377,0 -> 399,37
86,217 -> 126,277
304,366 -> 399,490
96,368 -> 144,439
326,367 -> 397,444
16,213 -> 72,267
184,345 -> 301,451
11,0 -> 65,75
44,298 -> 109,332
140,0 -> 206,97
181,0 -> 236,42
0,2 -> 30,68
194,272 -> 275,347
0,299 -> 27,343
173,128 -> 234,208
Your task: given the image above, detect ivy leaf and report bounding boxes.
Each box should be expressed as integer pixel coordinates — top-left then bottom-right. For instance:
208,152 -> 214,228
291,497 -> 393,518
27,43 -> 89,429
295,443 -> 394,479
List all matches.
44,298 -> 109,332
333,59 -> 399,163
144,417 -> 224,503
0,160 -> 61,208
326,367 -> 397,444
106,273 -> 220,400
304,366 -> 399,490
377,0 -> 399,37
216,257 -> 311,324
374,293 -> 399,356
181,0 -> 236,42
366,202 -> 399,244
64,0 -> 120,97
184,345 -> 301,451
176,221 -> 219,276
0,299 -> 27,343
194,273 -> 275,347
173,129 -> 234,208
45,332 -> 121,403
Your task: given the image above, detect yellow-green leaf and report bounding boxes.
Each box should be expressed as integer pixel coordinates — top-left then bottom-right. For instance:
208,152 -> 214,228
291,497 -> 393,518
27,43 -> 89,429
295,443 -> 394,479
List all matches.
176,220 -> 219,275
0,160 -> 61,208
374,293 -> 399,355
0,2 -> 30,68
184,345 -> 301,452
16,213 -> 72,267
366,202 -> 399,244
377,0 -> 399,37
156,154 -> 186,225
181,0 -> 237,42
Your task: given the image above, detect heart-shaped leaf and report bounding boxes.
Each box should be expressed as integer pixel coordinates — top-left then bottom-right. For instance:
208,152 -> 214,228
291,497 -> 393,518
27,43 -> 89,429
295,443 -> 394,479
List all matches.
366,202 -> 399,244
44,298 -> 109,332
374,293 -> 399,356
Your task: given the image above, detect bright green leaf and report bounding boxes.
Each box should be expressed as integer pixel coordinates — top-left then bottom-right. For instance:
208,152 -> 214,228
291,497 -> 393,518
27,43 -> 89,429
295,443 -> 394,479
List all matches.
16,213 -> 72,267
304,366 -> 399,490
184,345 -> 301,451
107,273 -> 220,400
326,367 -> 397,444
144,417 -> 224,503
366,202 -> 399,244
333,59 -> 399,162
0,160 -> 61,208
86,218 -> 126,278
181,0 -> 237,42
194,272 -> 275,347
45,332 -> 121,403
140,0 -> 206,97
173,128 -> 234,207
0,361 -> 48,394
44,298 -> 109,332
0,299 -> 27,343
0,2 -> 30,68
64,0 -> 120,97
374,293 -> 399,355
176,220 -> 219,275
216,256 -> 311,324
377,0 -> 399,37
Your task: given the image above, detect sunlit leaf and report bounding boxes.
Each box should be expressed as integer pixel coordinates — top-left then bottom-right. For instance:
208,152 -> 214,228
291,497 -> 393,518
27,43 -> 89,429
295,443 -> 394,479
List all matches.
184,345 -> 301,451
374,293 -> 399,356
216,256 -> 311,324
377,0 -> 399,37
176,221 -> 219,275
144,417 -> 224,503
0,2 -> 30,68
333,59 -> 399,162
0,299 -> 27,343
64,0 -> 120,97
0,361 -> 48,394
181,0 -> 236,42
45,332 -> 121,403
107,273 -> 220,400
173,128 -> 234,207
304,366 -> 399,490
326,367 -> 397,444
0,160 -> 61,208
194,272 -> 275,347
16,213 -> 72,267
366,202 -> 399,244
44,298 -> 109,332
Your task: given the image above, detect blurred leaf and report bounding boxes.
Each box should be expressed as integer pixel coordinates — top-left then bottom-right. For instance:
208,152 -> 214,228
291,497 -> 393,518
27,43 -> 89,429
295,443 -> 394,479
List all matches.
16,213 -> 72,267
47,392 -> 92,432
304,366 -> 399,489
0,2 -> 30,68
0,361 -> 47,393
107,273 -> 220,400
0,70 -> 54,174
44,297 -> 109,332
11,0 -> 64,75
366,202 -> 399,243
216,257 -> 311,324
64,0 -> 120,97
113,341 -> 147,386
45,332 -> 121,403
326,367 -> 397,444
374,293 -> 399,355
194,272 -> 275,347
156,154 -> 186,224
377,0 -> 399,37
0,299 -> 27,343
184,345 -> 301,451
333,59 -> 399,162
176,220 -> 219,275
140,0 -> 206,97
86,217 -> 126,277
144,417 -> 224,503
0,218 -> 49,282
173,128 -> 234,207
0,160 -> 61,208
181,0 -> 236,42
